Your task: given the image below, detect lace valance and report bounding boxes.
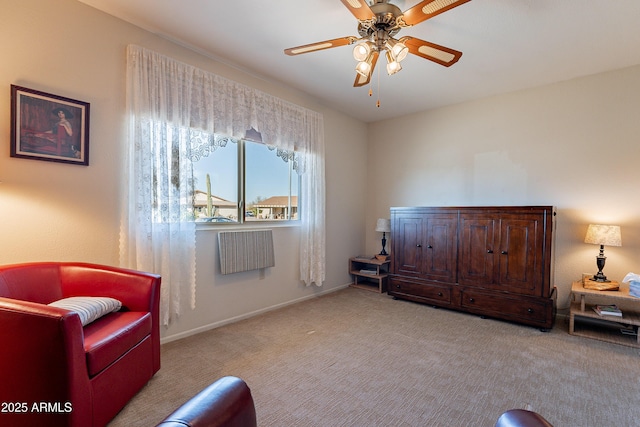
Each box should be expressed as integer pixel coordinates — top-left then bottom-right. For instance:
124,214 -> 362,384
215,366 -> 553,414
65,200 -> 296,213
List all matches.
127,45 -> 322,154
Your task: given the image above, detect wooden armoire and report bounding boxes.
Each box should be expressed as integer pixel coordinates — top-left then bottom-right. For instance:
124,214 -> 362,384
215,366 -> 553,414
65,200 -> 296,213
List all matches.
389,206 -> 556,330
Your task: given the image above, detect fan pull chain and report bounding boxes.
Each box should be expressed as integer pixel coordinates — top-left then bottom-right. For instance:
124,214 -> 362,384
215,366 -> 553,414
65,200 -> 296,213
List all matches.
376,61 -> 381,108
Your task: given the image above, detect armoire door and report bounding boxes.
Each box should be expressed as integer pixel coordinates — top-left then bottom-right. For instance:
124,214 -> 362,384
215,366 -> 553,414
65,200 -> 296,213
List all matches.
458,214 -> 497,286
496,214 -> 542,296
391,213 -> 424,277
423,215 -> 458,283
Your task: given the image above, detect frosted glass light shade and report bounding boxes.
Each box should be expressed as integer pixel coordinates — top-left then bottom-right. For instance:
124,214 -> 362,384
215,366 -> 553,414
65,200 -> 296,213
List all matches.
387,61 -> 401,75
385,51 -> 402,75
385,38 -> 409,62
391,41 -> 408,62
353,42 -> 371,61
355,59 -> 372,77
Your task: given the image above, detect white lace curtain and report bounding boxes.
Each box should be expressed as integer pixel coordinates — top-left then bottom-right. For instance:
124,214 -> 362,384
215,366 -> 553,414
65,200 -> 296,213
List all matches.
120,45 -> 326,325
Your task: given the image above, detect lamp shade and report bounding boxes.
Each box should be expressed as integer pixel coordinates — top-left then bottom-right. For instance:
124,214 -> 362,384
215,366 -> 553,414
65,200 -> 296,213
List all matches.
375,218 -> 391,233
584,224 -> 622,247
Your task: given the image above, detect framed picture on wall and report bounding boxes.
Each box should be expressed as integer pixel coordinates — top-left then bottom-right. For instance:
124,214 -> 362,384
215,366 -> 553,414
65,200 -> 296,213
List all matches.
10,85 -> 90,166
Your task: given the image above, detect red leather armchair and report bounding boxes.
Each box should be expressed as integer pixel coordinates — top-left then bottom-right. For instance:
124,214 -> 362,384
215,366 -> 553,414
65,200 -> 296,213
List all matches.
0,262 -> 161,427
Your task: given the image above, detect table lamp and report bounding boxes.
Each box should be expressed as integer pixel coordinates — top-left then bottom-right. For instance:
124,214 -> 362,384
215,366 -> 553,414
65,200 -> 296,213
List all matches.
375,218 -> 391,256
584,224 -> 622,283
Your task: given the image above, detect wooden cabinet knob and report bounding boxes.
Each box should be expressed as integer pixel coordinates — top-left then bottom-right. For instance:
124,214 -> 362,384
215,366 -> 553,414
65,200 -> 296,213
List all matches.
487,250 -> 493,254
501,251 -> 508,255
416,244 -> 422,247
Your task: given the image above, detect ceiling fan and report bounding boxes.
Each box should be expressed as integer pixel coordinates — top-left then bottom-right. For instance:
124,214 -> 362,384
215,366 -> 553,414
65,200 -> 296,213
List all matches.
284,0 -> 472,88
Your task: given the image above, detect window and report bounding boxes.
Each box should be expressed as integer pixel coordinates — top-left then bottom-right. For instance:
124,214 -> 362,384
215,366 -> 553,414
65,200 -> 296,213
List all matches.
192,131 -> 300,223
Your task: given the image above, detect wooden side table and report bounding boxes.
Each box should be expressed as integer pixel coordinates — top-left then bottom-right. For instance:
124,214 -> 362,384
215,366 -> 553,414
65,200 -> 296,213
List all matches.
349,257 -> 390,293
569,281 -> 640,348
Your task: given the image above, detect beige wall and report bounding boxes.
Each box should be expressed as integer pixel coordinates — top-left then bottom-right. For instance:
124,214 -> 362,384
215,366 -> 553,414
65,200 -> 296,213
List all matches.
366,66 -> 640,310
3,0 -> 639,339
0,0 -> 367,341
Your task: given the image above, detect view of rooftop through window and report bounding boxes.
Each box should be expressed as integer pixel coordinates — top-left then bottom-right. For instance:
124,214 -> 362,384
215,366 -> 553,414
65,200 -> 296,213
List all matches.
193,137 -> 300,223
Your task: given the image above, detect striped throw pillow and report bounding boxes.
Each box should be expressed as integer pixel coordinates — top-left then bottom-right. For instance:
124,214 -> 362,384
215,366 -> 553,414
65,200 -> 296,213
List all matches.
49,296 -> 122,326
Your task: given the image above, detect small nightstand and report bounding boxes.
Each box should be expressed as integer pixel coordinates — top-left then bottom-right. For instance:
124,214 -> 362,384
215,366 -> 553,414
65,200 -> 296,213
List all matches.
569,281 -> 640,348
349,257 -> 390,293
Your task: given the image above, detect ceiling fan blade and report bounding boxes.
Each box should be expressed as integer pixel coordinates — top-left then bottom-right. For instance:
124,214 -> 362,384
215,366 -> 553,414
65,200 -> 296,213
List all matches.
402,37 -> 462,67
401,0 -> 471,26
340,0 -> 375,21
284,36 -> 357,56
353,51 -> 379,87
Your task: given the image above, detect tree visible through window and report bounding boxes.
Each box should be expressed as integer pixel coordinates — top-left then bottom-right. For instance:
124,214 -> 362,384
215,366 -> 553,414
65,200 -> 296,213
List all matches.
192,131 -> 300,223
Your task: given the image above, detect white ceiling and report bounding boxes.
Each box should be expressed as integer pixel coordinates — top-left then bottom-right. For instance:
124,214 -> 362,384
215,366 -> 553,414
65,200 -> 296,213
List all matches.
77,0 -> 640,123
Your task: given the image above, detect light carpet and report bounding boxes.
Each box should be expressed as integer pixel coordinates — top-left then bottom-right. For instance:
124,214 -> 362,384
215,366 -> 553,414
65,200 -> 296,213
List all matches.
109,287 -> 640,426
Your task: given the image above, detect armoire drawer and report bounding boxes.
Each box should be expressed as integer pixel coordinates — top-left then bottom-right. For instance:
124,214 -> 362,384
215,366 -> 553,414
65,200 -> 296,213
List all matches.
389,277 -> 452,305
460,289 -> 548,322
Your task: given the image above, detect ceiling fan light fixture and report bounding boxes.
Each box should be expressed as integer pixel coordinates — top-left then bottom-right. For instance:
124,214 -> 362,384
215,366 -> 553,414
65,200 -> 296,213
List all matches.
355,57 -> 373,78
386,61 -> 402,75
353,42 -> 372,61
392,41 -> 408,62
386,38 -> 408,62
385,51 -> 402,75
356,50 -> 376,78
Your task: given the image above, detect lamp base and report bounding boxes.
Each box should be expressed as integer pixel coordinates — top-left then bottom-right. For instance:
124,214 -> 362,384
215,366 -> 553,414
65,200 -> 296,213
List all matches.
590,274 -> 610,283
592,254 -> 609,282
379,232 -> 388,257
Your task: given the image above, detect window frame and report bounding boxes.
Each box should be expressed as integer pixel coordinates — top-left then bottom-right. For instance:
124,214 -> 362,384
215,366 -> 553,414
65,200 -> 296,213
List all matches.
194,134 -> 301,226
